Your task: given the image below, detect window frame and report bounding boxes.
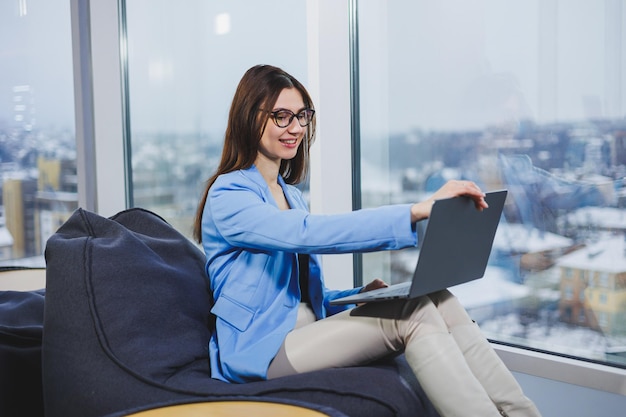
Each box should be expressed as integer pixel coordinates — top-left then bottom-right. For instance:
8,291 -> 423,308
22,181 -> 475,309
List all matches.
72,0 -> 127,217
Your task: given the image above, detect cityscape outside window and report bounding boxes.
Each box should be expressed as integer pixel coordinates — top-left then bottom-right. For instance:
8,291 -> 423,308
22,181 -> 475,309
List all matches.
123,0 -> 308,237
0,0 -> 76,268
122,0 -> 626,368
358,0 -> 626,368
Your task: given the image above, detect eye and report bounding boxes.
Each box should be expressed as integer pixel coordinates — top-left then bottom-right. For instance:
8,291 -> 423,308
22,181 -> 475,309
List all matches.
299,109 -> 314,122
273,111 -> 295,127
274,110 -> 292,123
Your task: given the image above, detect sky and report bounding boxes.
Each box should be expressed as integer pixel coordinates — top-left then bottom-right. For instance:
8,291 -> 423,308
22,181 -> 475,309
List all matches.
0,0 -> 622,136
0,0 -> 74,130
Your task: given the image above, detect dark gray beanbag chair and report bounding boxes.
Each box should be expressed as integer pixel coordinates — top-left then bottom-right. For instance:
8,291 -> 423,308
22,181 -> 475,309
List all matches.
0,287 -> 45,417
43,207 -> 438,417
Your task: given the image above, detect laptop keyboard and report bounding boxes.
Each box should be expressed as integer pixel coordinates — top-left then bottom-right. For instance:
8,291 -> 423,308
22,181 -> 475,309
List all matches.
364,281 -> 411,298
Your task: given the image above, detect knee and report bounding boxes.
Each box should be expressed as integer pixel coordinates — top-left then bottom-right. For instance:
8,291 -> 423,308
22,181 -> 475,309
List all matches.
427,289 -> 454,305
405,296 -> 444,322
429,290 -> 473,328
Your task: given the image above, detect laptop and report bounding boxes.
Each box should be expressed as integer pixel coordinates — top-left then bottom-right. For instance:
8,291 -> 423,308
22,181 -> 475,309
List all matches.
329,189 -> 507,306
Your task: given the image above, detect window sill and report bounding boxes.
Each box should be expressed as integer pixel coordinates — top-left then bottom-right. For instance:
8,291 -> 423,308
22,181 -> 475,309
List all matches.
494,343 -> 626,396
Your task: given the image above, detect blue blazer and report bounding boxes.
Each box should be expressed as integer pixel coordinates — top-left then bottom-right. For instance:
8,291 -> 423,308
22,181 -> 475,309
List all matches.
201,165 -> 417,383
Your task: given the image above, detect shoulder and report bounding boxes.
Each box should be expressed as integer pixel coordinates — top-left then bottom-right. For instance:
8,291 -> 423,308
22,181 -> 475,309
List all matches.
212,168 -> 266,194
214,168 -> 253,185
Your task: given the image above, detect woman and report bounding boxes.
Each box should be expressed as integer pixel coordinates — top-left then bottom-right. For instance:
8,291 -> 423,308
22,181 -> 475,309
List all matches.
193,64 -> 541,417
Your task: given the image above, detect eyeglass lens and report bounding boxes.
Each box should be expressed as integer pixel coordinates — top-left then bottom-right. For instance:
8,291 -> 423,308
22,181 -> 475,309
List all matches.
273,109 -> 314,127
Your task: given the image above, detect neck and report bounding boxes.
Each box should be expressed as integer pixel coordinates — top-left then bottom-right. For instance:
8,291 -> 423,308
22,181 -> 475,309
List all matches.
254,155 -> 281,187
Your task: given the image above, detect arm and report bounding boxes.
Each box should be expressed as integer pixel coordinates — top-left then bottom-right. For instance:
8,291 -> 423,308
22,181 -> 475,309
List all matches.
208,175 -> 417,254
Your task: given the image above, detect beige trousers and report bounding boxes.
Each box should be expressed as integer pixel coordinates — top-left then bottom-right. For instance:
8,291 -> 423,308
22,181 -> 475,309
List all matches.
267,289 -> 469,378
267,289 -> 541,417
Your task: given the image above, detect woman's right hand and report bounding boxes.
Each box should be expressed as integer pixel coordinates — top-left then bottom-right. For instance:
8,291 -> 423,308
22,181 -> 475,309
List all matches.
410,180 -> 488,223
359,278 -> 388,293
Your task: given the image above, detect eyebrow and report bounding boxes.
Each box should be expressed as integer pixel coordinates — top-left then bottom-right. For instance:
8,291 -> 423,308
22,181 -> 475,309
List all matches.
272,107 -> 309,113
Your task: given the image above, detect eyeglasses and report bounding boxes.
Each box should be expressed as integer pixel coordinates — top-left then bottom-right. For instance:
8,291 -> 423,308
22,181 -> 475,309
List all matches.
266,108 -> 315,128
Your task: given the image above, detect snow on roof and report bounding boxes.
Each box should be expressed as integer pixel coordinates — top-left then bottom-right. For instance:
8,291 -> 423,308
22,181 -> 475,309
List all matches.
557,236 -> 626,273
493,222 -> 573,253
453,266 -> 530,309
566,207 -> 626,230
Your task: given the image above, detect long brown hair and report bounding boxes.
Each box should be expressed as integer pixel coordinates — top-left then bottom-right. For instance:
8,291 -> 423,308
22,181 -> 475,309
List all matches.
193,65 -> 316,243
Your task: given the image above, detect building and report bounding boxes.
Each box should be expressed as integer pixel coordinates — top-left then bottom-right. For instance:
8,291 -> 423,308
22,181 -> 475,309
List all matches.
2,177 -> 37,258
558,236 -> 626,336
35,156 -> 78,253
12,84 -> 36,132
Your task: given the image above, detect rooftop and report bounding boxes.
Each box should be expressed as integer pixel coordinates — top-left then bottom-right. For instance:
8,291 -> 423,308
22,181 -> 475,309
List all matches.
557,235 -> 626,273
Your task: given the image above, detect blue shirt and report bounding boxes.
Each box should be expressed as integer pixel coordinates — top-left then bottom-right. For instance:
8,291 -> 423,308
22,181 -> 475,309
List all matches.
201,165 -> 417,383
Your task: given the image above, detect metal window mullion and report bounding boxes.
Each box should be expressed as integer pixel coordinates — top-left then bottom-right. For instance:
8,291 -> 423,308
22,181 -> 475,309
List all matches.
348,0 -> 362,287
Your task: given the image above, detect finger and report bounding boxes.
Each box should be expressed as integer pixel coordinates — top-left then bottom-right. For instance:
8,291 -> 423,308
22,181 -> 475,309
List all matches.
457,181 -> 488,210
460,180 -> 481,193
474,199 -> 487,211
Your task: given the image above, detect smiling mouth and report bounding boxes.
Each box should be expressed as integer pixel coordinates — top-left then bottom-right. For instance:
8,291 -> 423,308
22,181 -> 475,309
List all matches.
280,139 -> 298,145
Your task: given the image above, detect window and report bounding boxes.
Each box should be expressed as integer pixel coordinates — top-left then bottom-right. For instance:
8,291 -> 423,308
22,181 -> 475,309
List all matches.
115,0 -> 626,382
581,270 -> 590,284
599,272 -> 610,288
0,0 -> 76,268
123,0 -> 309,238
600,292 -> 608,304
564,285 -> 573,300
357,0 -> 626,368
578,309 -> 587,324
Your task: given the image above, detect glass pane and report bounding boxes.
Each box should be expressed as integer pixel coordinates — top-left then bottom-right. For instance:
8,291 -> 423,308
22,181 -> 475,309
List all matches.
358,0 -> 626,368
124,0 -> 308,238
0,0 -> 76,269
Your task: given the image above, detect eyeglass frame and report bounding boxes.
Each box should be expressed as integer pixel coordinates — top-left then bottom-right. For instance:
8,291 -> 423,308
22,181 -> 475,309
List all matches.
262,108 -> 316,128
